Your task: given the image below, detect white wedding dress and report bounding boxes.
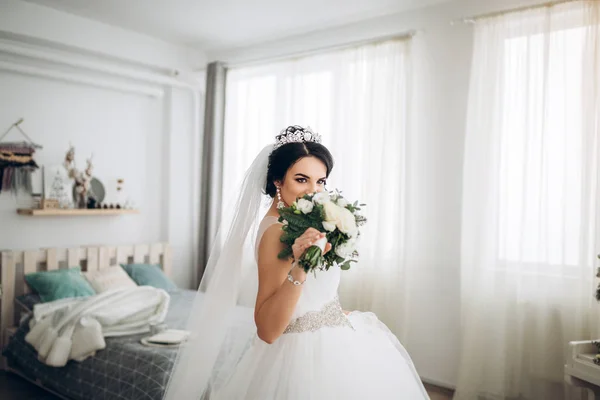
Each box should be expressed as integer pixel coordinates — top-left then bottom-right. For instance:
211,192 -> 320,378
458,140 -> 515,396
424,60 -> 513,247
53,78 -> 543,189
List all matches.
212,216 -> 430,400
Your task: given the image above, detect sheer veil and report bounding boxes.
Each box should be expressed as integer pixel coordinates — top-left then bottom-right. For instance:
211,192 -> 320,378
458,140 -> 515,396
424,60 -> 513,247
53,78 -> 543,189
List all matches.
163,145 -> 272,400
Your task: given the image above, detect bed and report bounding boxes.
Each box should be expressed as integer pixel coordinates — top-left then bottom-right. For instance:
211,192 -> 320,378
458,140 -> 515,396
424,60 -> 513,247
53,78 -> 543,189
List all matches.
0,243 -> 255,400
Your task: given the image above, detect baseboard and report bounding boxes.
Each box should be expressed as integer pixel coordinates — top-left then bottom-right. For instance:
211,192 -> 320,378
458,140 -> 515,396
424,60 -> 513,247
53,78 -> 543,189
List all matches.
421,375 -> 456,391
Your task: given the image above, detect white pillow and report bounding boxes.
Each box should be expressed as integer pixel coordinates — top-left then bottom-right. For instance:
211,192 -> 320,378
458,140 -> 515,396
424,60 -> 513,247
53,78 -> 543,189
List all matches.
85,265 -> 137,293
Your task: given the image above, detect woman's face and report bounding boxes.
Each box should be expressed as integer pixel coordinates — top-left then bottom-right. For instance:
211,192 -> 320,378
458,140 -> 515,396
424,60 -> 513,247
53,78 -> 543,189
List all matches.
277,156 -> 328,206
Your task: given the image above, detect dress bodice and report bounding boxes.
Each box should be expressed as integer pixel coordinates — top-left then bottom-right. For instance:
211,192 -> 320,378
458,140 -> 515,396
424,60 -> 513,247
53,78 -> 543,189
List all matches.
255,216 -> 340,319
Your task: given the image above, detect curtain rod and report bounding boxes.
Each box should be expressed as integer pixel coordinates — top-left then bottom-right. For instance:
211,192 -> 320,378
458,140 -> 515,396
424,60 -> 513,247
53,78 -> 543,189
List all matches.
225,29 -> 419,69
450,0 -> 582,25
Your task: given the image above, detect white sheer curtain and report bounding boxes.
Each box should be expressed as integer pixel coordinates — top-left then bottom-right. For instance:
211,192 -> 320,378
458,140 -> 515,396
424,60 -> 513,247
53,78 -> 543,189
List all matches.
457,2 -> 600,399
223,38 -> 415,339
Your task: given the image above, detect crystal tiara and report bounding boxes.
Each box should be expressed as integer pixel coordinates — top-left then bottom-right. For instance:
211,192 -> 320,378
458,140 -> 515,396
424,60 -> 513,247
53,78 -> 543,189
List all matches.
273,125 -> 322,150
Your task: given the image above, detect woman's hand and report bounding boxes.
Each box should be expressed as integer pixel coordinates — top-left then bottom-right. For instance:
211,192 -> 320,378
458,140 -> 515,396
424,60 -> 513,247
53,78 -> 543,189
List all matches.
292,228 -> 329,260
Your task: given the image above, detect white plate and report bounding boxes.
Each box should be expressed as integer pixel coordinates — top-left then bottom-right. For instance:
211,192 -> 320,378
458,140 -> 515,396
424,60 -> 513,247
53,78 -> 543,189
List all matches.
146,329 -> 190,344
140,337 -> 181,348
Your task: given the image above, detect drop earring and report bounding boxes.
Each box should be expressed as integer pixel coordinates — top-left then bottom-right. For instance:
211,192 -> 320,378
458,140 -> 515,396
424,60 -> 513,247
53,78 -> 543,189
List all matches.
276,186 -> 285,209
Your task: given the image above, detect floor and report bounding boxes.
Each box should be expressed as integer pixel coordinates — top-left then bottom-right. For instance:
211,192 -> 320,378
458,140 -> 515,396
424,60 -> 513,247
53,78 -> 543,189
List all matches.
0,371 -> 58,400
0,371 -> 455,399
424,382 -> 455,400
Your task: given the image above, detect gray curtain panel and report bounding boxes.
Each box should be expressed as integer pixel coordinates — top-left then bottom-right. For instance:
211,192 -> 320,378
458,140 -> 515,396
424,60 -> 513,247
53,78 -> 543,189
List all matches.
197,61 -> 226,287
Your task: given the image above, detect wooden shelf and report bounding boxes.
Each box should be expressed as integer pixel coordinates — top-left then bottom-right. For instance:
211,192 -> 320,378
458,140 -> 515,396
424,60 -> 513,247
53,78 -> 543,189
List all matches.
17,208 -> 140,216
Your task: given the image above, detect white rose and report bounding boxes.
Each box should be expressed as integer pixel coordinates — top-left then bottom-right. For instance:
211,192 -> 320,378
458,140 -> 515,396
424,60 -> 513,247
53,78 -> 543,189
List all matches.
322,201 -> 340,223
313,192 -> 331,205
335,242 -> 353,259
336,207 -> 358,237
296,198 -> 314,214
322,221 -> 336,232
336,197 -> 349,208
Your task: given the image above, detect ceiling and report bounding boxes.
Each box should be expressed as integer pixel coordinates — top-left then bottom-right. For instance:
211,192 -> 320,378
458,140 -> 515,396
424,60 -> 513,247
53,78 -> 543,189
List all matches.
22,0 -> 451,51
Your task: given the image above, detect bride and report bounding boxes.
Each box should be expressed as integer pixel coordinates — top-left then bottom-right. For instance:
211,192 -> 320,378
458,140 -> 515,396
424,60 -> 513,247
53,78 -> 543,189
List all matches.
164,125 -> 429,400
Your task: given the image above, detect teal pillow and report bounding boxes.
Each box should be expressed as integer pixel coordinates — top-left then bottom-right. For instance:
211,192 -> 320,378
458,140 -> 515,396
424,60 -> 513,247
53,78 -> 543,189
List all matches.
25,266 -> 96,303
120,264 -> 177,291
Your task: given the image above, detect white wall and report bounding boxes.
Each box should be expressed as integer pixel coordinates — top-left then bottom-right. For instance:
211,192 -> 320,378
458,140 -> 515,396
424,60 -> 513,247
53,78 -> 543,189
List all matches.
0,74 -> 164,242
208,0 -> 551,389
0,0 -> 205,289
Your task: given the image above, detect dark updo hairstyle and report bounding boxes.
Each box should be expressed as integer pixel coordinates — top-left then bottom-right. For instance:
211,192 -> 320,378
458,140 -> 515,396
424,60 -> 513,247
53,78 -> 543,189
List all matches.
265,128 -> 334,198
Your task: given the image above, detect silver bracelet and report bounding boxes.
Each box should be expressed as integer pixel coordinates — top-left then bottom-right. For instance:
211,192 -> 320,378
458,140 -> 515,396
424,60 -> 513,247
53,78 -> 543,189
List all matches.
287,273 -> 305,286
287,263 -> 305,286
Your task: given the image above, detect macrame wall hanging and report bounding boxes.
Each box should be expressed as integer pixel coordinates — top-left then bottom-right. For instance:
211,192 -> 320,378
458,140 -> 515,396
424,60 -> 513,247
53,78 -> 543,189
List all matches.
0,118 -> 42,195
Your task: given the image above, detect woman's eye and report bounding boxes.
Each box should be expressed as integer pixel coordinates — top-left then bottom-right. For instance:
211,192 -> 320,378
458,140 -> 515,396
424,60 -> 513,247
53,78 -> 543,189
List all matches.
296,178 -> 307,183
318,180 -> 326,185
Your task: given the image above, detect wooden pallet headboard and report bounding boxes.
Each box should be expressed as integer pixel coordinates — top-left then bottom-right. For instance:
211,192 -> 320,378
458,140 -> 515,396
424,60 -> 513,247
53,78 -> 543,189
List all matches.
0,242 -> 172,360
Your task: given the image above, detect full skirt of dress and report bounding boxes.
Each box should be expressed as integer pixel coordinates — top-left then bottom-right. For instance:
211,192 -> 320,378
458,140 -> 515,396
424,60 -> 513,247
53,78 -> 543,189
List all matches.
212,311 -> 430,400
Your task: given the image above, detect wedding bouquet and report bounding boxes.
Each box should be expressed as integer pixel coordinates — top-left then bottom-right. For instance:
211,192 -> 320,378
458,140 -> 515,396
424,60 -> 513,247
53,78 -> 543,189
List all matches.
277,190 -> 367,273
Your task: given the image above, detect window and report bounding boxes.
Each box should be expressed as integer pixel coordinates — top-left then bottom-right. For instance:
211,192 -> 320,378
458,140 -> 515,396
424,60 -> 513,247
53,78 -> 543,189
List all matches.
498,26 -> 587,267
222,40 -> 411,260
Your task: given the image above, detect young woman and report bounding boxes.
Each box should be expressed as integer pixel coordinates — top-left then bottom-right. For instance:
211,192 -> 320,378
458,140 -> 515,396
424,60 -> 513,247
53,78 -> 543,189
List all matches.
165,126 -> 429,400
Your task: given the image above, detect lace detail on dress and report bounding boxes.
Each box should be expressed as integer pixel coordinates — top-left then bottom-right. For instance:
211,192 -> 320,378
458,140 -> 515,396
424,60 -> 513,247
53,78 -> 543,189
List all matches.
283,296 -> 354,334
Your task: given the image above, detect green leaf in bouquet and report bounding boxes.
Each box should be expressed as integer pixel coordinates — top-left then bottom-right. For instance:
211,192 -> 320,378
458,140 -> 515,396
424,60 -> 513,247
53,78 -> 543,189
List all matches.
279,233 -> 296,246
340,261 -> 352,270
277,247 -> 294,260
355,214 -> 367,227
301,193 -> 314,201
281,209 -> 311,225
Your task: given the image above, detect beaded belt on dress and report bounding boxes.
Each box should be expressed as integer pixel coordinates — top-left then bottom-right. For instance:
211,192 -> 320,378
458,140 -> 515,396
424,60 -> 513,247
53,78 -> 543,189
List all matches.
283,296 -> 354,334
